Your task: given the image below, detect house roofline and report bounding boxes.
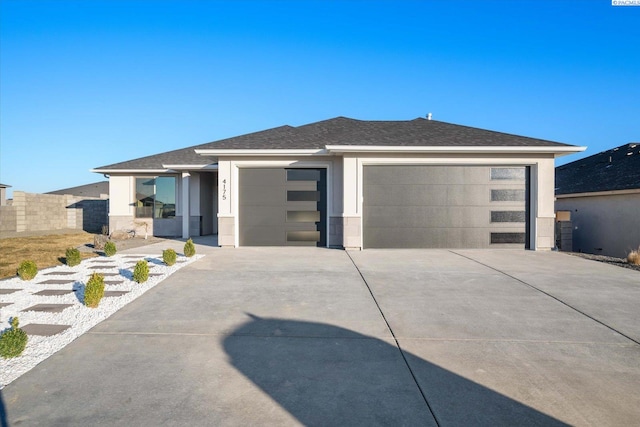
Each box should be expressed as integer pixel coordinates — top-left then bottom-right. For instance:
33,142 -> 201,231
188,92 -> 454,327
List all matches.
195,149 -> 327,156
324,145 -> 587,156
91,168 -> 177,174
556,188 -> 640,199
161,164 -> 218,171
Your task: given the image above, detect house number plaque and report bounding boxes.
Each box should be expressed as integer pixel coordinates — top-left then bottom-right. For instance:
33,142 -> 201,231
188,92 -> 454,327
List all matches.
222,179 -> 227,200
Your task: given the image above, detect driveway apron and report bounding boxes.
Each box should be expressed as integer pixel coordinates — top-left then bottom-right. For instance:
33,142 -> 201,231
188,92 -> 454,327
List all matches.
1,247 -> 435,426
348,249 -> 640,426
2,247 -> 639,426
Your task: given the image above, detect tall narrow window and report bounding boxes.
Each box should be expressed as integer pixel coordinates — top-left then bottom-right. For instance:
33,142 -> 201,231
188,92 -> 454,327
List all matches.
135,178 -> 155,218
155,177 -> 176,218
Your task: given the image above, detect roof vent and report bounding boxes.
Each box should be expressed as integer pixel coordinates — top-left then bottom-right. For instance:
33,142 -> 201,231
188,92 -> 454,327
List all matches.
427,113 -> 432,120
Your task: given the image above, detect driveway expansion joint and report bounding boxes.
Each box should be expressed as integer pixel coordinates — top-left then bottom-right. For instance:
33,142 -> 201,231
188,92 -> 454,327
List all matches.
345,250 -> 441,427
449,250 -> 640,347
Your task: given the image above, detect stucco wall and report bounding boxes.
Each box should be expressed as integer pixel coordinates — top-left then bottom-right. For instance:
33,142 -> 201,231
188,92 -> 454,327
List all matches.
216,153 -> 557,250
555,192 -> 640,258
108,173 -> 215,238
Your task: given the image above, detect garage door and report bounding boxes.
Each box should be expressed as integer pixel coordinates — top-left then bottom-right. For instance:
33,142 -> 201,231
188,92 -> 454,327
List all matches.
239,168 -> 326,246
363,165 -> 529,248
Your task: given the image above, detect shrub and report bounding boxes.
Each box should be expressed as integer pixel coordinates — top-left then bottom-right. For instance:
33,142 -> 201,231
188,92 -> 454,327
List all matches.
65,247 -> 82,267
104,241 -> 117,257
163,249 -> 177,266
0,317 -> 28,359
628,247 -> 640,266
184,238 -> 196,257
84,272 -> 105,308
17,260 -> 38,281
133,260 -> 149,283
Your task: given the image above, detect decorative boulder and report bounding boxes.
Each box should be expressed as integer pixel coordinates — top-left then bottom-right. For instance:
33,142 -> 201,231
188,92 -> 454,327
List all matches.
94,234 -> 109,250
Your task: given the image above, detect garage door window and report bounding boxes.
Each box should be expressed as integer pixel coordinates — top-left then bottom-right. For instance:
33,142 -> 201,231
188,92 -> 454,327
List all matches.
491,167 -> 526,180
491,189 -> 526,202
287,191 -> 321,202
491,211 -> 526,223
490,232 -> 526,244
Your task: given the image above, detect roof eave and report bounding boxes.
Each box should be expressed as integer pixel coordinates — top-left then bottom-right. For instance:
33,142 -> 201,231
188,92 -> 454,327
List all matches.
91,168 -> 177,174
195,148 -> 328,156
556,188 -> 640,198
325,145 -> 587,156
161,164 -> 219,171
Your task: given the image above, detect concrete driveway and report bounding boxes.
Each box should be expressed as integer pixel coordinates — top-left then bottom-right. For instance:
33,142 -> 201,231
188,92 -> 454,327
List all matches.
2,245 -> 639,426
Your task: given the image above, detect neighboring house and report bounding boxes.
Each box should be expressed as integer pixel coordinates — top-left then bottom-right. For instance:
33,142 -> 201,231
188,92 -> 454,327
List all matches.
46,181 -> 109,199
0,183 -> 10,206
555,142 -> 640,258
92,116 -> 584,250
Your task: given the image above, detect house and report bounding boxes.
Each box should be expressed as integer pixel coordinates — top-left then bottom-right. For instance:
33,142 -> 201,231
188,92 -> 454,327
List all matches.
92,116 -> 584,250
0,183 -> 10,206
46,181 -> 109,199
555,143 -> 640,258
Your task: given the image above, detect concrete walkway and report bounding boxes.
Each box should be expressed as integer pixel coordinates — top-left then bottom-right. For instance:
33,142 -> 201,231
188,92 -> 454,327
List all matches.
1,246 -> 639,426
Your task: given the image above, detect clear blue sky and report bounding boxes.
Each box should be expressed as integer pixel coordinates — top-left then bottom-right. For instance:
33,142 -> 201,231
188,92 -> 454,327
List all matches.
1,0 -> 639,197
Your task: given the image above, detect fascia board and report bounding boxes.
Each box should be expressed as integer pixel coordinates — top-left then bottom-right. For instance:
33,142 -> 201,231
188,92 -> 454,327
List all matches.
556,188 -> 640,198
195,149 -> 326,156
324,145 -> 587,156
161,164 -> 219,170
91,168 -> 177,174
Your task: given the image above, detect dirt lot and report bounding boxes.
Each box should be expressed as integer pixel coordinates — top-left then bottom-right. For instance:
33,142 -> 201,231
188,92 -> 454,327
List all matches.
0,230 -> 168,280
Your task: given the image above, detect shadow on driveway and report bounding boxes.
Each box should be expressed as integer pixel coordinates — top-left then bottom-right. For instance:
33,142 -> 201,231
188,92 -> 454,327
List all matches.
223,315 -> 568,426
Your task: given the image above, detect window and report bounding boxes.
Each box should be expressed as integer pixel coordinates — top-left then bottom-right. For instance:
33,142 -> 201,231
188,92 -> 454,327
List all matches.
490,232 -> 526,244
491,189 -> 526,202
134,177 -> 176,218
286,169 -> 322,181
490,167 -> 526,180
287,191 -> 320,202
490,211 -> 526,223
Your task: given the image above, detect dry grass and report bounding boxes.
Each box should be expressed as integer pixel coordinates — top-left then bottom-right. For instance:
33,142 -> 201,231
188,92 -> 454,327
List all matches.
628,247 -> 640,266
0,232 -> 97,279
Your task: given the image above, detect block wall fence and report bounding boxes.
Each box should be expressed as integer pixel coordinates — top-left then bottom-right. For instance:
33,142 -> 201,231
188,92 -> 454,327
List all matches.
0,191 -> 108,234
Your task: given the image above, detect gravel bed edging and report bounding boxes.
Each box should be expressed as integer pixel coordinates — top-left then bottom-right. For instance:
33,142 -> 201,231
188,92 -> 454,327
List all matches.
0,253 -> 203,388
567,252 -> 640,272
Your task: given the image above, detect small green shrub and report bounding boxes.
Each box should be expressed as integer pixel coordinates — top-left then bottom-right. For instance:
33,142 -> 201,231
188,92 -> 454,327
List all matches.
65,247 -> 81,267
84,272 -> 105,308
163,249 -> 177,266
104,241 -> 117,257
17,260 -> 38,281
183,238 -> 196,257
133,260 -> 149,283
0,317 -> 28,359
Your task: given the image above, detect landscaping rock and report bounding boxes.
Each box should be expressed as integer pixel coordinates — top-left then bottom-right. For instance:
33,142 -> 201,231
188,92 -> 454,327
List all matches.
93,234 -> 109,250
110,230 -> 133,241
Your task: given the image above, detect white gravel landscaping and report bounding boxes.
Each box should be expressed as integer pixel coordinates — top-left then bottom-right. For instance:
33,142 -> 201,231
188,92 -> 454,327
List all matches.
0,253 -> 203,388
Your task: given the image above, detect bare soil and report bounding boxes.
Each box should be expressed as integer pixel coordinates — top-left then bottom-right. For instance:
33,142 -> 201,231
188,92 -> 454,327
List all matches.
0,231 -> 169,280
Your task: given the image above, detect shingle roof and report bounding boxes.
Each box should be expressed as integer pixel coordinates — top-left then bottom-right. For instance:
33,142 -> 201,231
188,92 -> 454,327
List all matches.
555,143 -> 640,195
95,116 -> 573,171
46,181 -> 109,198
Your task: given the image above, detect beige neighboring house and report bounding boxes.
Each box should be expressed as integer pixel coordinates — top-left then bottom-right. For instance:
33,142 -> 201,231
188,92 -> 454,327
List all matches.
555,142 -> 640,258
0,183 -> 10,206
93,116 -> 584,250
